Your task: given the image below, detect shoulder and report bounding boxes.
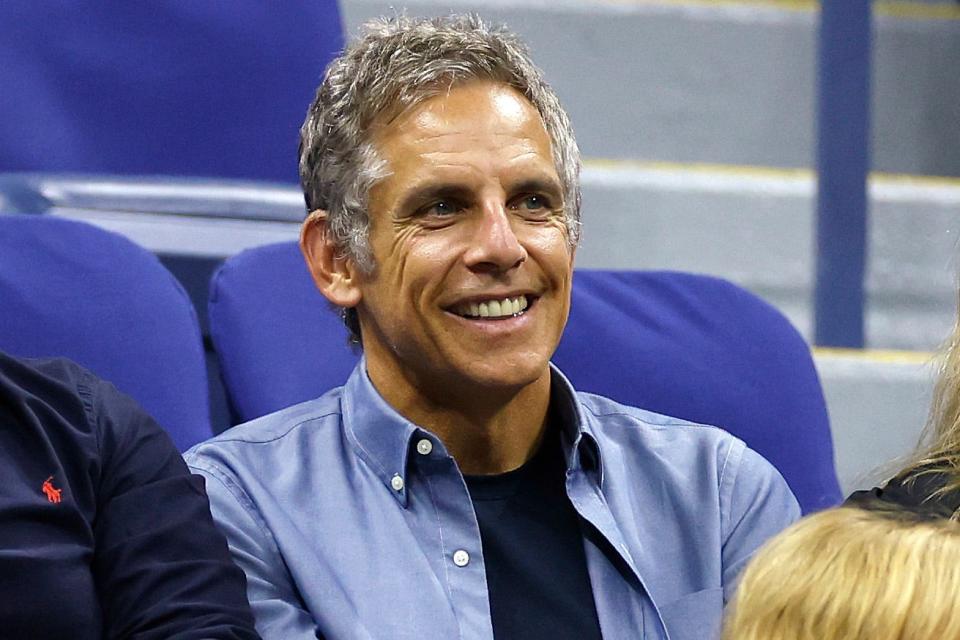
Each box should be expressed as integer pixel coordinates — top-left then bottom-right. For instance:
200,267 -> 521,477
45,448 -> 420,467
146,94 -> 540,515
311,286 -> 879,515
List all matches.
185,388 -> 345,471
0,352 -> 123,456
184,389 -> 350,546
0,351 -> 166,440
0,351 -> 197,510
847,466 -> 960,517
577,391 -> 744,462
573,391 -> 798,600
0,351 -> 93,403
576,391 -> 796,517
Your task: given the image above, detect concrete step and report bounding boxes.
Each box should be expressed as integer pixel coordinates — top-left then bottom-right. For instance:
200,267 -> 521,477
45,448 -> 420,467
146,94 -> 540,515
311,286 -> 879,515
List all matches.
341,0 -> 960,177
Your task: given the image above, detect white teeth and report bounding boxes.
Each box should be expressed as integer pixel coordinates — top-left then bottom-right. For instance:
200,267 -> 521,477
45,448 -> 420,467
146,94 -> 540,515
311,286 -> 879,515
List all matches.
455,295 -> 529,319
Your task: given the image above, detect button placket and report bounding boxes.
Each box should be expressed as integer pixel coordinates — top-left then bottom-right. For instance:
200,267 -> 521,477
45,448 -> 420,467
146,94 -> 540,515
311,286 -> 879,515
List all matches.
418,454 -> 495,637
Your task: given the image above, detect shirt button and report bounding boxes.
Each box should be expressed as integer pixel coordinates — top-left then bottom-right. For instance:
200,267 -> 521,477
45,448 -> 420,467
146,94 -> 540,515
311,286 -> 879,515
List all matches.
416,439 -> 433,455
452,550 -> 470,567
390,474 -> 404,491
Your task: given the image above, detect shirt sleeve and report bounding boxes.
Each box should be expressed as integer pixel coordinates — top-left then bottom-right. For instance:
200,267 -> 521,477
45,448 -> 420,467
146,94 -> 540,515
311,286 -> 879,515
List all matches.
719,443 -> 800,603
86,374 -> 262,640
185,453 -> 321,640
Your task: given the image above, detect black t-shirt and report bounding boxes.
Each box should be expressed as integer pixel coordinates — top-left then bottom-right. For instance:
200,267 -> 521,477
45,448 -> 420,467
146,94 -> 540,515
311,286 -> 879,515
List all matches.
846,467 -> 960,518
0,352 -> 259,639
464,428 -> 603,640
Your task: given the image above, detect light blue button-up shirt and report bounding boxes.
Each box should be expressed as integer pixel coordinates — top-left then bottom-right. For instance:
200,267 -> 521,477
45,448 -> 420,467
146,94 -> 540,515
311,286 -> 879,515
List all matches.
185,362 -> 799,640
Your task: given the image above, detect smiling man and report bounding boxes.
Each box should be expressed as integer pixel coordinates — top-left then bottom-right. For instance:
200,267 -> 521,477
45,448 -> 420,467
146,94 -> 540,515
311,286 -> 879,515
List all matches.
185,15 -> 799,640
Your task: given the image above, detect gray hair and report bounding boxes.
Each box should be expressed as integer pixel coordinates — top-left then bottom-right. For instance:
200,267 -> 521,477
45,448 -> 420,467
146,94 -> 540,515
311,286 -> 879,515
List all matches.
298,14 -> 581,341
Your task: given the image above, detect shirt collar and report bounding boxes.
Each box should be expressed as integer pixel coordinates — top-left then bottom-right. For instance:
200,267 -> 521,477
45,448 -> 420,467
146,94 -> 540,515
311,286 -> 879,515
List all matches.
549,363 -> 604,487
340,358 -> 605,506
341,358 -> 419,506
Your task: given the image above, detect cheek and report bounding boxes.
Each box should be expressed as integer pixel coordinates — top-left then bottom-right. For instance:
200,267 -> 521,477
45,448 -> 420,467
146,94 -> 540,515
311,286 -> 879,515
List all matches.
408,235 -> 462,266
522,225 -> 574,272
383,235 -> 460,299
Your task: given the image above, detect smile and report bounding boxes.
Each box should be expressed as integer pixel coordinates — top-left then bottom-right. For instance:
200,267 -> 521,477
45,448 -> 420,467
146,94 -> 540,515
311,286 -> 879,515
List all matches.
452,295 -> 530,319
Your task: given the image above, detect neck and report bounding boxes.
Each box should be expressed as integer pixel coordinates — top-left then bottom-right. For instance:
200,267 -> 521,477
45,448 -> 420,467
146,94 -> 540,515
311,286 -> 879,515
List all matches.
367,364 -> 553,475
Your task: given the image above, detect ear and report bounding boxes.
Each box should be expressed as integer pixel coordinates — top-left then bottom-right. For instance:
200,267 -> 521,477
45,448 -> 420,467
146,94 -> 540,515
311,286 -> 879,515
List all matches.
300,210 -> 363,308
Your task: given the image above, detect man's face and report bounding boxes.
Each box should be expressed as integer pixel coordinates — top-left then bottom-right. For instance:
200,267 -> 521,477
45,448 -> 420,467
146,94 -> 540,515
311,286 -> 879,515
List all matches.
353,80 -> 575,401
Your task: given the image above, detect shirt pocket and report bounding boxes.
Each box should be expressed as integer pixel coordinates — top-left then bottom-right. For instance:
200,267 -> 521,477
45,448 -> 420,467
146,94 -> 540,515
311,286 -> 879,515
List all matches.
657,587 -> 723,640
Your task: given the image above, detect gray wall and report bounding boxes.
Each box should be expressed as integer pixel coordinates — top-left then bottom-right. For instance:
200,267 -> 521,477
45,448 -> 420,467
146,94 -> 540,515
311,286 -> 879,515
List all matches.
342,0 -> 960,176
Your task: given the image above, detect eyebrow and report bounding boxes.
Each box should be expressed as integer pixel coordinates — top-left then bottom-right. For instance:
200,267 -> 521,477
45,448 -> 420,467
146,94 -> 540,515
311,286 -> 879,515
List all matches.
508,178 -> 563,199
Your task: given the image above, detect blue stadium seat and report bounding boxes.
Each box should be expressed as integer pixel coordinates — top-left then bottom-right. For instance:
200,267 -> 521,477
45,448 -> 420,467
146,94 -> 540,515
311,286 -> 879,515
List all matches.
208,241 -> 358,423
554,270 -> 841,513
209,242 -> 840,512
0,215 -> 212,450
0,2 -> 343,182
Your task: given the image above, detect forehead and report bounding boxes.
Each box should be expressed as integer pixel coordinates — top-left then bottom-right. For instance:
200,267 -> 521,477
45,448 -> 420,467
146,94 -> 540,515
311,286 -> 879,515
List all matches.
370,80 -> 555,171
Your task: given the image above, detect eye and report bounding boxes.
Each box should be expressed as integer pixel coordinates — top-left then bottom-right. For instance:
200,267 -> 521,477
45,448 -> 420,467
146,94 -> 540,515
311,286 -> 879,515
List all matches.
510,194 -> 553,215
421,199 -> 463,217
521,195 -> 546,210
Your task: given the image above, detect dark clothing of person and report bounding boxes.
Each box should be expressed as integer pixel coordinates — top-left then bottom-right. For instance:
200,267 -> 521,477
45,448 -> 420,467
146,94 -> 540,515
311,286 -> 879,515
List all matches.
0,352 -> 260,640
846,468 -> 960,518
464,427 -> 603,640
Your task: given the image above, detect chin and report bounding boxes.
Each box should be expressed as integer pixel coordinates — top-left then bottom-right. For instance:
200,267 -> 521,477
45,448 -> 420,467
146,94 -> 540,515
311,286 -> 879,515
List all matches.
455,358 -> 552,392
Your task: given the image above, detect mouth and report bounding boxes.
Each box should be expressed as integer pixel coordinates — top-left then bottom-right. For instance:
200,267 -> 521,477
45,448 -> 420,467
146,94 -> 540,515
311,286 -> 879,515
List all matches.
450,294 -> 532,319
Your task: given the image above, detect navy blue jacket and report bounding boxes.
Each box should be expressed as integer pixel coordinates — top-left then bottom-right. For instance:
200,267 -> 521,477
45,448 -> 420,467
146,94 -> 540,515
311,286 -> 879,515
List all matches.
0,352 -> 260,639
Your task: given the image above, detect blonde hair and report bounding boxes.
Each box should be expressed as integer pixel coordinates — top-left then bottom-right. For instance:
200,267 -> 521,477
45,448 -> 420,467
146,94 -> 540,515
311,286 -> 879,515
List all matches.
722,506 -> 960,640
897,310 -> 960,508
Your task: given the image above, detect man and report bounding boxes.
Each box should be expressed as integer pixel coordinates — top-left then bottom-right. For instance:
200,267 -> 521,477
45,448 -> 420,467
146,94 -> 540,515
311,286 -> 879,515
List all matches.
0,351 -> 260,639
186,15 -> 799,639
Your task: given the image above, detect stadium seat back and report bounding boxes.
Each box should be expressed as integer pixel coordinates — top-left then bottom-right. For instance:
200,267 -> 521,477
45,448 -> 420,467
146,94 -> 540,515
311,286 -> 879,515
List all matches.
554,269 -> 841,513
208,241 -> 358,423
0,215 -> 211,450
0,2 -> 343,182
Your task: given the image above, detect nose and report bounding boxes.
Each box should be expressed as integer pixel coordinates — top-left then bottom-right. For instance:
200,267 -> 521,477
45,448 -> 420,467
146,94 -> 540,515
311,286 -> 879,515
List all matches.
463,202 -> 527,273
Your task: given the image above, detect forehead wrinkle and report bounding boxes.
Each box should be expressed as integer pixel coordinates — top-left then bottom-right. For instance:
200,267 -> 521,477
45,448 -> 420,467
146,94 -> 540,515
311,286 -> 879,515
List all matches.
406,155 -> 552,194
394,144 -> 556,194
407,129 -> 544,148
412,135 -> 546,160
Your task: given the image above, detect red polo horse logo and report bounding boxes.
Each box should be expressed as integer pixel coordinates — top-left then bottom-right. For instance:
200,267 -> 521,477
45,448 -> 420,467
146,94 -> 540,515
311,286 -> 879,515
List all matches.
42,476 -> 62,504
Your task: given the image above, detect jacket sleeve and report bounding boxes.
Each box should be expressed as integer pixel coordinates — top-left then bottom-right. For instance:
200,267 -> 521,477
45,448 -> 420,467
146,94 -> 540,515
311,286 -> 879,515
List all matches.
185,452 -> 321,640
87,375 -> 262,640
719,443 -> 801,603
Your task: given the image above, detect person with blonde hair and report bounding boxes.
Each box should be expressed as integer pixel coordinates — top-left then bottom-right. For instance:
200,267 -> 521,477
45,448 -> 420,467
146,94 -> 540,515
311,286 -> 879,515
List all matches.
847,312 -> 960,517
722,505 -> 960,640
